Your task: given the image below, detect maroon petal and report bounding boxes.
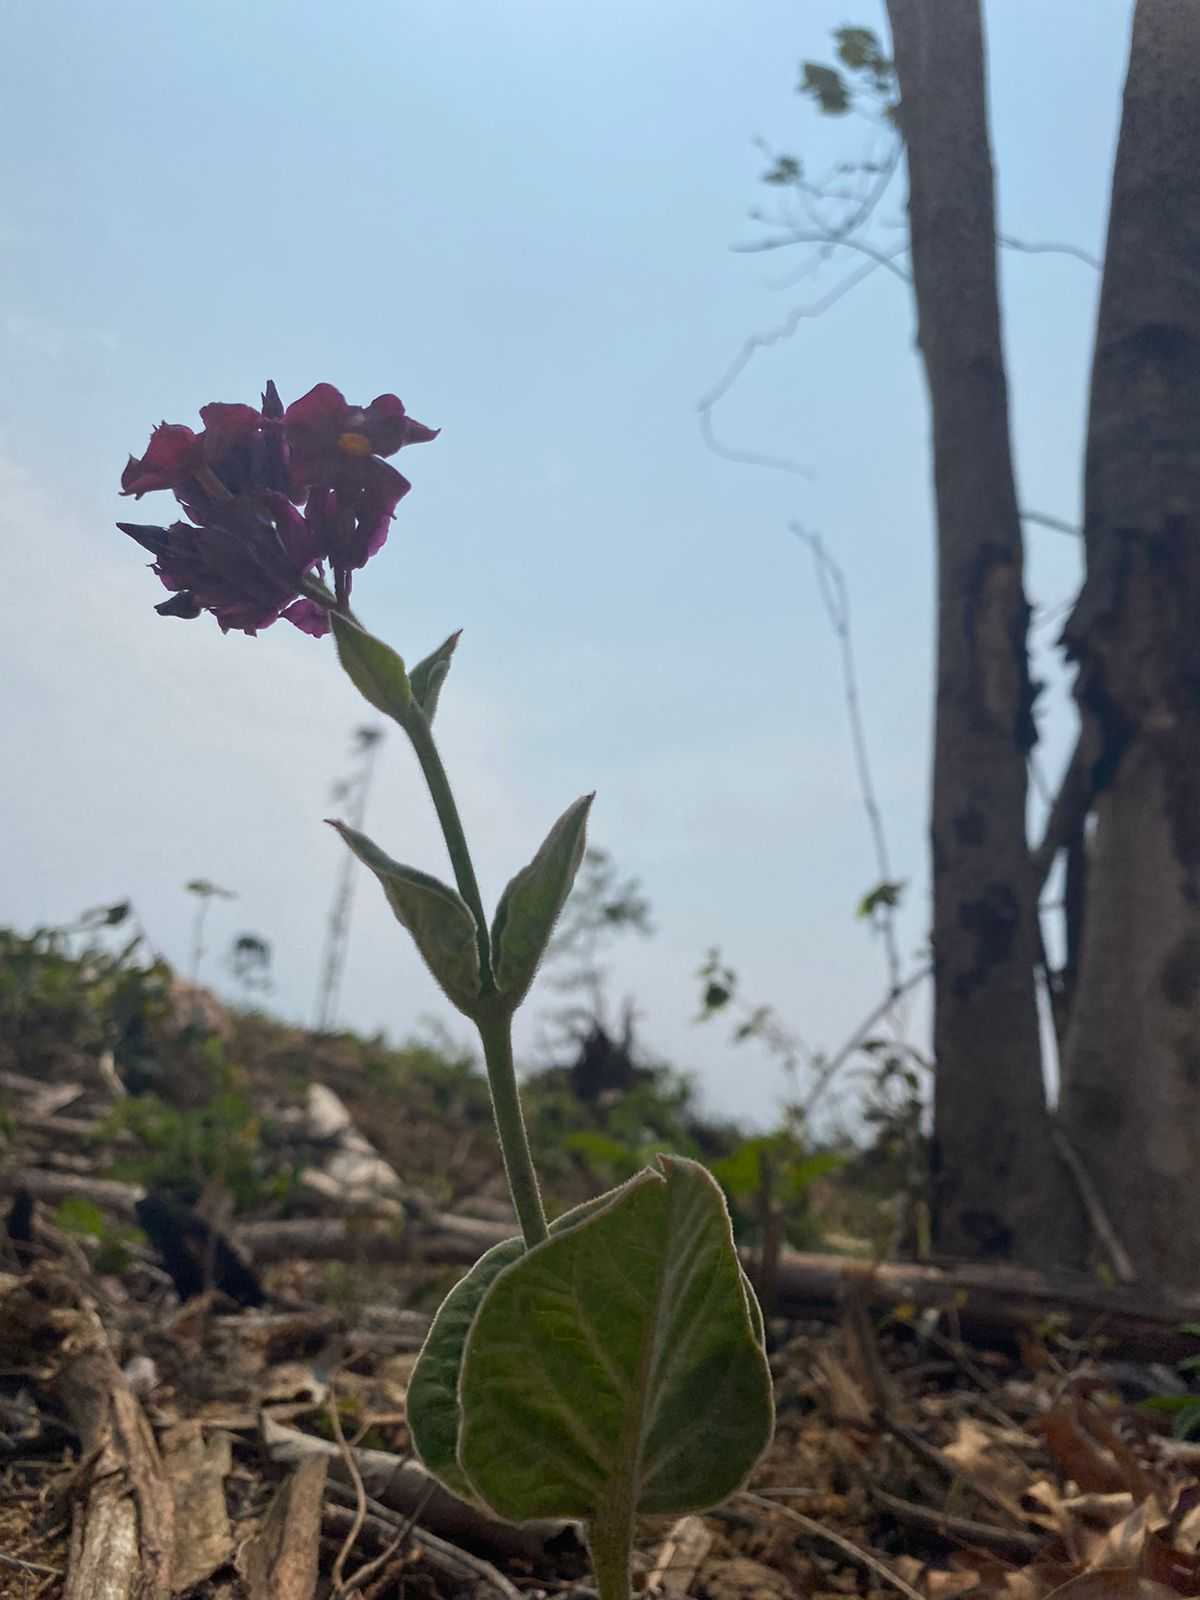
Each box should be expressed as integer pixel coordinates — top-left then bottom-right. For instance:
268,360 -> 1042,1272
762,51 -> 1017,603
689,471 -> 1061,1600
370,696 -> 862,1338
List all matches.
284,383 -> 348,433
365,394 -> 440,455
116,520 -> 171,556
155,591 -> 203,620
280,598 -> 332,637
199,402 -> 262,453
261,380 -> 284,420
259,491 -> 323,571
120,423 -> 200,496
355,460 -> 410,562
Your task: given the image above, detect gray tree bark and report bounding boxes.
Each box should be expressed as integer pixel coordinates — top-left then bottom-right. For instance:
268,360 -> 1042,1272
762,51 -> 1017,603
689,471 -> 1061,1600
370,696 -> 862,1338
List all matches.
885,0 -> 1071,1265
1058,0 -> 1200,1293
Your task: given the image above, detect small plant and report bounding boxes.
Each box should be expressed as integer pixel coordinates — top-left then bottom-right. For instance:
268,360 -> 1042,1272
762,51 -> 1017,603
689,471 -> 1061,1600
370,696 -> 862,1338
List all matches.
1140,1325 -> 1200,1441
53,1196 -> 142,1276
184,878 -> 237,986
228,931 -> 272,1003
116,381 -> 773,1598
0,905 -> 172,1082
103,1037 -> 288,1213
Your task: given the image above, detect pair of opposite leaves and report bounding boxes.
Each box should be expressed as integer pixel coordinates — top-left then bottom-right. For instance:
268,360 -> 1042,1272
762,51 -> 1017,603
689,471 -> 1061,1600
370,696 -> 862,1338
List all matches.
330,612 -> 593,1019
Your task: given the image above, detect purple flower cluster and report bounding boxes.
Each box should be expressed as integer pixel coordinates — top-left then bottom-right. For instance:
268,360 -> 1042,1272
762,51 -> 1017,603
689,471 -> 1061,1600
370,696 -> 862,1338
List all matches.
118,381 -> 437,636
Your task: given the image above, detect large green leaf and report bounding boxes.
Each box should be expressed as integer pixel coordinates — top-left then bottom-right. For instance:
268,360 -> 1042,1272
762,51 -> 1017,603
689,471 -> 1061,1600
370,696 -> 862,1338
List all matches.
491,794 -> 594,1009
407,1189 -> 622,1499
457,1155 -> 774,1522
407,1236 -> 525,1500
329,822 -> 481,1015
332,613 -> 413,721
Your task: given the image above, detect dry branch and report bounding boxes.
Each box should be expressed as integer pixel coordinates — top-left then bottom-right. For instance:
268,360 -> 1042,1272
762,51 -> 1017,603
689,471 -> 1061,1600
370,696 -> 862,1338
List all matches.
0,1271 -> 175,1598
322,1497 -> 522,1600
261,1413 -> 580,1568
237,1454 -> 328,1600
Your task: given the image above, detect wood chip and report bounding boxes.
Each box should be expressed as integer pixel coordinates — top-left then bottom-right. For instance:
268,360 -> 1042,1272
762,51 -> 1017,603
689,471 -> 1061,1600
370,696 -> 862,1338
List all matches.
647,1513 -> 714,1595
237,1454 -> 328,1600
161,1420 -> 234,1591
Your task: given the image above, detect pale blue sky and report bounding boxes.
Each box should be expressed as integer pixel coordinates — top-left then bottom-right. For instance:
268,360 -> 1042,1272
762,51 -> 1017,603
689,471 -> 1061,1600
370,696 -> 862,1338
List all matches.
2,2 -> 1129,1122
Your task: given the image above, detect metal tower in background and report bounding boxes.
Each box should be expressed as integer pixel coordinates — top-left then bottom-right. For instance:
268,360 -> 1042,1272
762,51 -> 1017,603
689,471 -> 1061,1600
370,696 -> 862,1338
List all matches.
314,725 -> 384,1032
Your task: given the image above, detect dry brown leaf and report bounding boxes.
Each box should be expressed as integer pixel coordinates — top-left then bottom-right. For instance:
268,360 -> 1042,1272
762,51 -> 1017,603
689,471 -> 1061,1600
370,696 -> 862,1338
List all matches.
815,1348 -> 873,1425
1081,1499 -> 1156,1573
1041,1407 -> 1131,1498
1140,1531 -> 1200,1597
926,1569 -> 982,1598
703,1555 -> 797,1600
1042,1570 -> 1177,1600
943,1417 -> 1032,1511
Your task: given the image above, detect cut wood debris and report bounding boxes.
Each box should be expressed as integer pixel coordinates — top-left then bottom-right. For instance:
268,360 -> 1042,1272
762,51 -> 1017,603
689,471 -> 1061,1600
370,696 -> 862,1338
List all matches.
6,1049 -> 1200,1600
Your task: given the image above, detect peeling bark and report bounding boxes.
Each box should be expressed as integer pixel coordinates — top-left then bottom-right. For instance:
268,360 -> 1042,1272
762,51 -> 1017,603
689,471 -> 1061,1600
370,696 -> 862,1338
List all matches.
885,0 -> 1071,1264
1059,0 -> 1200,1293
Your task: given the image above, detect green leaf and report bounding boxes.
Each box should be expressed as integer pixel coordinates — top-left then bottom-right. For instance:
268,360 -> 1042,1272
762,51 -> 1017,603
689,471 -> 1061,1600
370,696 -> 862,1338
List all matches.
712,1138 -> 770,1200
457,1155 -> 774,1522
407,1190 -> 620,1500
563,1130 -> 641,1179
834,26 -> 886,73
328,821 -> 481,1014
409,630 -> 462,726
331,612 -> 413,721
762,154 -> 802,187
799,62 -> 850,115
54,1197 -> 108,1237
491,794 -> 594,1009
1140,1395 -> 1198,1414
857,879 -> 906,919
407,1235 -> 525,1500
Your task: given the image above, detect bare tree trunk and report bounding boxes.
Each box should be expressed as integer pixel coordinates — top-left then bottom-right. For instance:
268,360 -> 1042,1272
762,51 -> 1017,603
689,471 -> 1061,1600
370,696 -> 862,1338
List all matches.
1058,0 -> 1200,1293
885,0 -> 1071,1265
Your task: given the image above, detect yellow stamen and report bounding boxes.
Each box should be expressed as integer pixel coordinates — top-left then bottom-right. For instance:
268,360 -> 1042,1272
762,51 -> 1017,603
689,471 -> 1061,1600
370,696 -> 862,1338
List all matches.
337,431 -> 372,456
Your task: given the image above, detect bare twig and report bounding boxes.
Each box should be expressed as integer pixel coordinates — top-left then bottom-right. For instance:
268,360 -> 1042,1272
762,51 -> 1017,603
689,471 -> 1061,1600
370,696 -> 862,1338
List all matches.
1033,734 -> 1092,894
802,964 -> 932,1117
739,1491 -> 925,1600
697,254 -> 899,474
998,233 -> 1102,271
0,1553 -> 64,1579
735,231 -> 912,281
1052,1126 -> 1137,1284
1021,508 -> 1082,537
327,1387 -> 368,1596
875,1415 -> 1023,1526
868,1485 -> 1046,1559
791,524 -> 903,1000
323,1491 -> 521,1600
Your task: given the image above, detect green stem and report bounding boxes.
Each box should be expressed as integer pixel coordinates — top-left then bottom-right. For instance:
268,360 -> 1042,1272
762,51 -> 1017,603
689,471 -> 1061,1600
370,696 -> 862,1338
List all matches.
401,705 -> 495,992
400,703 -> 547,1249
587,1497 -> 634,1600
477,1005 -> 549,1248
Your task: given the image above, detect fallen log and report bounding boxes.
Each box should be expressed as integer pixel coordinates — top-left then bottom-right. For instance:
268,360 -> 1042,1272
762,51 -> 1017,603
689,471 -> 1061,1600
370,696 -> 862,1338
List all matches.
5,1166 -> 1199,1361
262,1413 -> 582,1568
241,1218 -> 1200,1363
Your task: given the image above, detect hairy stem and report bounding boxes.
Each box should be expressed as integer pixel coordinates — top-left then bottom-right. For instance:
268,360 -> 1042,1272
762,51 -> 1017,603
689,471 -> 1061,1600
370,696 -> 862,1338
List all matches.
401,706 -> 495,992
400,702 -> 547,1249
476,1004 -> 549,1248
587,1497 -> 634,1600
